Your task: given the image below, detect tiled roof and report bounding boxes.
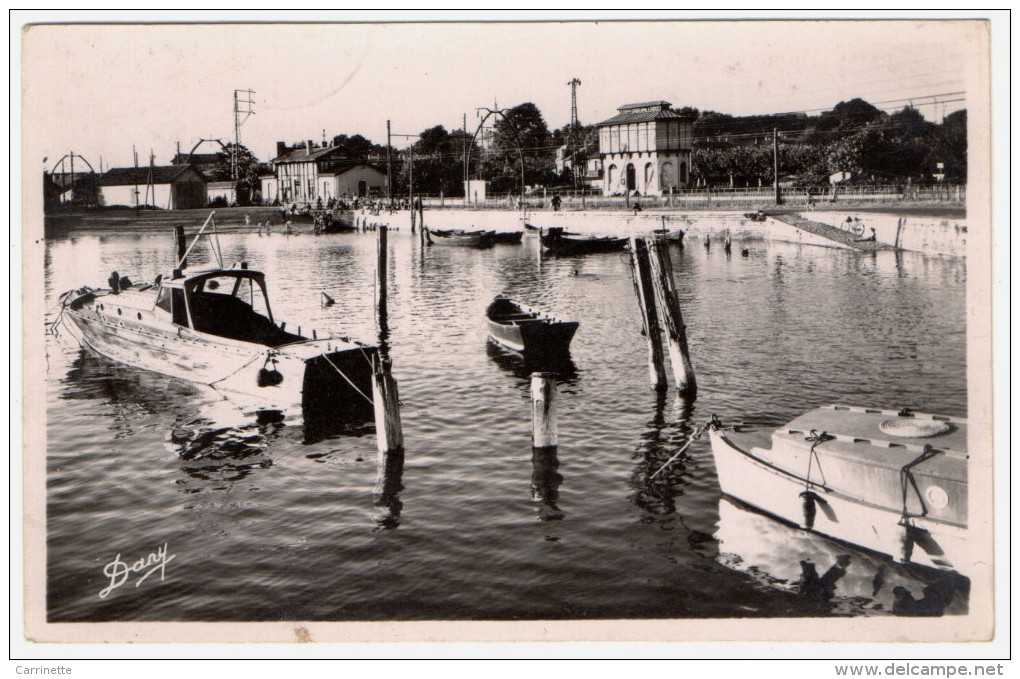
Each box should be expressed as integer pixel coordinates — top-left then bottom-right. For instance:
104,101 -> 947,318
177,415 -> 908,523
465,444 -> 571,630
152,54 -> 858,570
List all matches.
99,166 -> 202,186
596,108 -> 687,127
618,100 -> 672,110
273,145 -> 346,164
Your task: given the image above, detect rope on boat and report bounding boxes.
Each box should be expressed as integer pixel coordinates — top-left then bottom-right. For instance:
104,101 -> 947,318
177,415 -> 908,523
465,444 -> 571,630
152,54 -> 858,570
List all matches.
649,421 -> 709,480
899,444 -> 941,522
209,353 -> 264,386
321,352 -> 374,407
803,429 -> 834,490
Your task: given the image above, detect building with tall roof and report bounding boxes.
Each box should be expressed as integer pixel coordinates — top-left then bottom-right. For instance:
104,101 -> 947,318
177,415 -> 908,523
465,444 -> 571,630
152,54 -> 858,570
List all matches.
264,140 -> 387,205
596,100 -> 693,197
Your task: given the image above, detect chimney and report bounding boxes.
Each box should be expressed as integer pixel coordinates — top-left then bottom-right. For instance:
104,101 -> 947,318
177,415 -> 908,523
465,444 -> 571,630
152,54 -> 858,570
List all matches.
276,141 -> 286,158
306,140 -> 313,154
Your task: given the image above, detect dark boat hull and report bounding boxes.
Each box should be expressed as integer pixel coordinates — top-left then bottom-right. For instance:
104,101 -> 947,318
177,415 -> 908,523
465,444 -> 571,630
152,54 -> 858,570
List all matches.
484,297 -> 578,355
541,227 -> 627,255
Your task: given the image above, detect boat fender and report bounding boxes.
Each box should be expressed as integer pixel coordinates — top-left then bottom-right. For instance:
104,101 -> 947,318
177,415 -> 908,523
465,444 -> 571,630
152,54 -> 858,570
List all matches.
257,355 -> 284,388
798,490 -> 827,530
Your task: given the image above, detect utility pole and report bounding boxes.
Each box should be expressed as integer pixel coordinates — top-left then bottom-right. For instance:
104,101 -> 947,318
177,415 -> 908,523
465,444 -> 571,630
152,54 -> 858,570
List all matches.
773,128 -> 780,205
568,78 -> 581,189
386,120 -> 393,200
233,88 -> 256,182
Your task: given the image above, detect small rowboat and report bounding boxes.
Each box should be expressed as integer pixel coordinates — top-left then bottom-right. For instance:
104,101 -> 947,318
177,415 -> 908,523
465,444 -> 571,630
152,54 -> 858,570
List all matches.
708,405 -> 970,576
541,226 -> 628,256
426,228 -> 494,247
523,222 -> 542,233
484,296 -> 578,356
652,228 -> 685,245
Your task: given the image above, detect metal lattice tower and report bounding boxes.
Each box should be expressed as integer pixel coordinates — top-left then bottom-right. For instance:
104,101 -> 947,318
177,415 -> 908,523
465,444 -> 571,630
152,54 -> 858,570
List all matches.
232,89 -> 255,181
567,78 -> 581,185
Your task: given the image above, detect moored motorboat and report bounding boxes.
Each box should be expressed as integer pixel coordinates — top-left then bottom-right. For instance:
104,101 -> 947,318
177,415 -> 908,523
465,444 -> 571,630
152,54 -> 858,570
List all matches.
484,296 -> 579,357
652,227 -> 685,245
56,212 -> 378,425
541,226 -> 628,255
707,405 -> 969,576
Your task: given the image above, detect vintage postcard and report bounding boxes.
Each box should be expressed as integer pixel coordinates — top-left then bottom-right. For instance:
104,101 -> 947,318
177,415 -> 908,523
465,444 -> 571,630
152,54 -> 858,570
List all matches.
16,15 -> 1002,652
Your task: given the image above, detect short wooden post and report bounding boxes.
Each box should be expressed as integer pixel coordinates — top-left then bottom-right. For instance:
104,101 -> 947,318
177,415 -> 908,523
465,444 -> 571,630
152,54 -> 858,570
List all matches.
894,216 -> 905,250
647,239 -> 697,398
724,230 -> 732,254
410,198 -> 416,233
531,372 -> 558,450
375,226 -> 388,321
629,236 -> 667,391
373,359 -> 404,455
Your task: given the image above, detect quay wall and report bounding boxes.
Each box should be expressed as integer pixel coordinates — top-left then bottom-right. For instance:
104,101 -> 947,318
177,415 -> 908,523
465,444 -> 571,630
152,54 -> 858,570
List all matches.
362,208 -> 967,257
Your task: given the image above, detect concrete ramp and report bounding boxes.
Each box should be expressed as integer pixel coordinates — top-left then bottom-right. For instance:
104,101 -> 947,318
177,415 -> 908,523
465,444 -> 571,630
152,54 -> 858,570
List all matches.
771,213 -> 894,252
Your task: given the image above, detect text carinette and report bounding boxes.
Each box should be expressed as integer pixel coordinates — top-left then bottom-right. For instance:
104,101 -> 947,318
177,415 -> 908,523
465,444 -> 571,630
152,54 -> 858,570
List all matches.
99,543 -> 175,599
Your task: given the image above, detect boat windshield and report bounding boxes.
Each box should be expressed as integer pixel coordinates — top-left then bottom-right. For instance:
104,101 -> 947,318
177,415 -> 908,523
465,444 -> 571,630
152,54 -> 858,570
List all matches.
183,271 -> 303,347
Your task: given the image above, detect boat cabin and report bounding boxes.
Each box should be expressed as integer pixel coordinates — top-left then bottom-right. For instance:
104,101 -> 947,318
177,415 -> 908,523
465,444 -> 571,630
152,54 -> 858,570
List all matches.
155,265 -> 304,347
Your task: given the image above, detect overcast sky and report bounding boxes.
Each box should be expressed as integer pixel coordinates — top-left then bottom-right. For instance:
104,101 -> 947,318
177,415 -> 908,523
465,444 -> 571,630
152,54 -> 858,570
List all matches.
21,17 -> 984,171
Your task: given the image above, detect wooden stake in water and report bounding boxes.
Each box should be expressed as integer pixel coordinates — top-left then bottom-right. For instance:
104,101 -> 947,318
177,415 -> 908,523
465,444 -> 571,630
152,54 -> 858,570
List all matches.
375,226 -> 388,321
647,239 -> 697,398
373,358 -> 404,455
531,372 -> 558,450
628,236 -> 667,391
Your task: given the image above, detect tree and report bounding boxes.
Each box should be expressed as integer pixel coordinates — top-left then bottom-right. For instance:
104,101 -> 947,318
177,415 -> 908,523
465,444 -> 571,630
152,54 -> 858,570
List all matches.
211,143 -> 261,187
483,102 -> 556,191
393,125 -> 477,196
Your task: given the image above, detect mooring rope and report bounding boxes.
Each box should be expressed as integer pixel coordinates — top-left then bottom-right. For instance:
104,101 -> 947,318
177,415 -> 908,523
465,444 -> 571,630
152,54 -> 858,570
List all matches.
899,444 -> 941,521
321,352 -> 375,407
649,421 -> 710,479
803,429 -> 834,490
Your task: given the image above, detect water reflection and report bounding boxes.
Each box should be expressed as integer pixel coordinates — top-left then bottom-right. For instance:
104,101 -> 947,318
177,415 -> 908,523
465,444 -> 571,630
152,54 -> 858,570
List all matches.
531,446 -> 563,521
485,341 -> 578,384
629,394 -> 698,519
374,449 -> 405,529
715,497 -> 969,616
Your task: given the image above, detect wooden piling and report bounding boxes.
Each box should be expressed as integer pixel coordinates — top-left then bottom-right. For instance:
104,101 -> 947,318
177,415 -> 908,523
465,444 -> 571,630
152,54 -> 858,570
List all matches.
894,217 -> 905,250
724,230 -> 732,254
628,236 -> 667,391
531,372 -> 558,450
647,239 -> 697,398
375,225 -> 388,320
373,359 -> 404,455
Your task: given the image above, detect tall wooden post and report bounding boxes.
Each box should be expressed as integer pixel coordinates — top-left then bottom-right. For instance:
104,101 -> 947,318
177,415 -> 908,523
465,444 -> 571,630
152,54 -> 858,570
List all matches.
409,146 -> 415,233
174,225 -> 188,269
531,372 -> 558,451
375,226 -> 388,321
629,237 -> 667,391
648,239 -> 697,398
373,358 -> 404,456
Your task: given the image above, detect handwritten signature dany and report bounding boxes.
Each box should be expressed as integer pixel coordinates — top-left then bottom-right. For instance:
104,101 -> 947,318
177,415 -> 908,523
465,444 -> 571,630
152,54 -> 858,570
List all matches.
99,542 -> 175,599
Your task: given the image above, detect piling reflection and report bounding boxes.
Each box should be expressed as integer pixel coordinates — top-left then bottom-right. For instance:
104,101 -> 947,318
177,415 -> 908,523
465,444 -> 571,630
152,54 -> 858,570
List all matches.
374,449 -> 405,529
629,394 -> 698,518
485,340 -> 578,385
531,446 -> 564,521
715,496 -> 969,616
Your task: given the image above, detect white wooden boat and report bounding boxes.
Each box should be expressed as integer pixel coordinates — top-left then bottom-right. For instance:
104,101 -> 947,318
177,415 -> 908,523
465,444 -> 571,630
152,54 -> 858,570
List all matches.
57,212 -> 377,425
708,405 -> 969,576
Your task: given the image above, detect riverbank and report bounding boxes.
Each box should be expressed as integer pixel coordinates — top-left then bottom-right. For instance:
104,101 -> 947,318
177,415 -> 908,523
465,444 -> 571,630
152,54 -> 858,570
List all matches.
42,204 -> 968,257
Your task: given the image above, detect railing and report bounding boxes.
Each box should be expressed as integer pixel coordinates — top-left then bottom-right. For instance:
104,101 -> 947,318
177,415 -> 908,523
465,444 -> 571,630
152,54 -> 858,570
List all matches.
401,184 -> 965,211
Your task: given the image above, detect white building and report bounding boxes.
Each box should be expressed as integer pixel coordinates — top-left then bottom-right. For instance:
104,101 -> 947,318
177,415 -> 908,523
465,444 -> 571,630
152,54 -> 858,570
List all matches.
268,141 -> 387,204
596,100 -> 693,197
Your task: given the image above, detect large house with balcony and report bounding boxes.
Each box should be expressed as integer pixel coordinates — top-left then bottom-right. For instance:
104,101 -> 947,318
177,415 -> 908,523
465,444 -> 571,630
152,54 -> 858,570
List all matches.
596,101 -> 693,197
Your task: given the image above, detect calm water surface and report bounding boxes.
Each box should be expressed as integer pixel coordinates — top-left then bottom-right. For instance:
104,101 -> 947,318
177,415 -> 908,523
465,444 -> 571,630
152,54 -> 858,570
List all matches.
44,222 -> 968,621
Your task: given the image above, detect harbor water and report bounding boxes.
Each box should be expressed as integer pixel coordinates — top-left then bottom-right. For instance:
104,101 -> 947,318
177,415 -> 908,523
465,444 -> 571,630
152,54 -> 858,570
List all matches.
43,222 -> 969,621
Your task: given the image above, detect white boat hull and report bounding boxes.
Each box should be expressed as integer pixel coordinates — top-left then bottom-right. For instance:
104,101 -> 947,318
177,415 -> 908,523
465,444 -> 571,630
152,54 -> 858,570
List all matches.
709,426 -> 970,576
61,304 -> 374,423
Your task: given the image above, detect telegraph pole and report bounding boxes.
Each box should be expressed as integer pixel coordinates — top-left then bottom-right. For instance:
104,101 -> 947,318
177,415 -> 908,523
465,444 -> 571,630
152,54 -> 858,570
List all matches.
773,128 -> 780,205
386,120 -> 393,200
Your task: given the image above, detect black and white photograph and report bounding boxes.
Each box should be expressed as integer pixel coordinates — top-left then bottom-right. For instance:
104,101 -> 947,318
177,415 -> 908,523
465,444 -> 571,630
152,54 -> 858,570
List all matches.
15,13 -> 1004,654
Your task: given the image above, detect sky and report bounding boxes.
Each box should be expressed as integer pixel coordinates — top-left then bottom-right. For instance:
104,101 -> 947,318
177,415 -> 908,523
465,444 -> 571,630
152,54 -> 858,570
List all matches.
20,16 -> 985,172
